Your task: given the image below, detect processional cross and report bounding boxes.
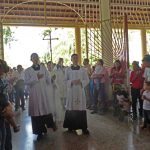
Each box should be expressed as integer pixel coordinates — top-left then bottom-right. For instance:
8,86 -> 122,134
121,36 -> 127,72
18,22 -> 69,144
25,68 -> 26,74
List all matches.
43,30 -> 58,61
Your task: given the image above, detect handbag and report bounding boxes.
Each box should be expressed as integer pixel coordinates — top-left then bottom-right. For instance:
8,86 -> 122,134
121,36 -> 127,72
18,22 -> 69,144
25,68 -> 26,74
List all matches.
2,102 -> 14,119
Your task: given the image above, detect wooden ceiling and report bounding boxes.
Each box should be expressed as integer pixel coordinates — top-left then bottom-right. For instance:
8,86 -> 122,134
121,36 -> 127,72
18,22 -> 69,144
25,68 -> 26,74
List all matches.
0,0 -> 150,27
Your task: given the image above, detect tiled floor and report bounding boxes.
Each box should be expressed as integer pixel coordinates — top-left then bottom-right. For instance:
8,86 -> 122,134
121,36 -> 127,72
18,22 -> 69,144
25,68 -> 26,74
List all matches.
12,109 -> 150,150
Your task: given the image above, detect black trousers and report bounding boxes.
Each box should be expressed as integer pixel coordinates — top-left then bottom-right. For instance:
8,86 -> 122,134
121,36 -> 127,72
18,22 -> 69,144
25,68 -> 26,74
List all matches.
143,110 -> 150,127
0,120 -> 5,150
5,123 -> 12,150
131,87 -> 143,118
63,110 -> 88,130
8,91 -> 14,103
15,87 -> 25,110
0,121 -> 12,150
31,114 -> 55,135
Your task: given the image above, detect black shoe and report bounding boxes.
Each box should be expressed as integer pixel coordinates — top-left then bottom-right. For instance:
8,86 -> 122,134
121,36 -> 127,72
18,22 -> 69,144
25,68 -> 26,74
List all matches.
98,110 -> 105,115
91,110 -> 97,114
37,134 -> 43,141
86,105 -> 91,109
52,123 -> 57,132
82,129 -> 90,135
13,125 -> 20,133
43,127 -> 47,134
133,116 -> 137,120
118,116 -> 124,122
139,114 -> 143,119
89,107 -> 94,110
68,128 -> 73,132
22,107 -> 26,111
15,108 -> 18,112
140,125 -> 147,130
113,110 -> 118,116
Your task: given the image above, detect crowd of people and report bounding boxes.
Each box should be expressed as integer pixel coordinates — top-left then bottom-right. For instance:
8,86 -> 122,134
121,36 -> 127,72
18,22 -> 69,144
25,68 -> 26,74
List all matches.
1,53 -> 150,150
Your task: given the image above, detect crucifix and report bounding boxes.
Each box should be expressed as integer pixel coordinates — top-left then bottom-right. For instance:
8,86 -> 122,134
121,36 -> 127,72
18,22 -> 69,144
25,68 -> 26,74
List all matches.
43,30 -> 59,61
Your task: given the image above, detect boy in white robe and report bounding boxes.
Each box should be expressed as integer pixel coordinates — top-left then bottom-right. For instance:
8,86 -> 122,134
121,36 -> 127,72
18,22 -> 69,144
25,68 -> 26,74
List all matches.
47,61 -> 64,123
83,58 -> 92,109
63,54 -> 89,134
53,58 -> 67,110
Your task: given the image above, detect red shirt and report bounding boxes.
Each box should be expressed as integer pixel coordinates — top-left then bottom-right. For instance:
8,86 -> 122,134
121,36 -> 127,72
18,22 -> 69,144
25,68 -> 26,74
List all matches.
130,69 -> 143,89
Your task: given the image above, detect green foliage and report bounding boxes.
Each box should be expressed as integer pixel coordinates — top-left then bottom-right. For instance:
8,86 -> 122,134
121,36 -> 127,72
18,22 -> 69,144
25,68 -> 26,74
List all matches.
3,26 -> 15,45
147,30 -> 150,34
42,28 -> 52,38
42,28 -> 60,38
42,53 -> 51,63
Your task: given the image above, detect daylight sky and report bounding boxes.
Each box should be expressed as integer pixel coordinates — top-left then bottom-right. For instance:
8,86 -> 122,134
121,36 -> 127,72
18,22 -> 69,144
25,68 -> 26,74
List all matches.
4,26 -> 50,68
4,27 -> 142,68
128,30 -> 142,65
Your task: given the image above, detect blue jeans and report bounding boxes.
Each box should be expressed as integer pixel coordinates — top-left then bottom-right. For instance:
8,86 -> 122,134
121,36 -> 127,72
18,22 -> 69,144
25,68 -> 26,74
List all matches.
89,80 -> 94,106
93,83 -> 106,111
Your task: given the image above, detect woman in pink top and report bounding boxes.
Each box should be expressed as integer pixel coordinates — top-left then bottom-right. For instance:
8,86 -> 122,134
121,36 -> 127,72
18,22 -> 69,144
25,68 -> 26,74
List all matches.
110,60 -> 126,116
110,60 -> 125,86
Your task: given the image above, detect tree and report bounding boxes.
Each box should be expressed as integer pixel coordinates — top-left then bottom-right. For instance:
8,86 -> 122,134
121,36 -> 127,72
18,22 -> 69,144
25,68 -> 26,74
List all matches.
3,26 -> 15,46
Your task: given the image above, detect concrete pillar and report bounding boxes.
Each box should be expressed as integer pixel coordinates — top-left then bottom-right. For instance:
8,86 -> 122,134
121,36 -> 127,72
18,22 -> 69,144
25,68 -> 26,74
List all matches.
100,0 -> 113,67
0,23 -> 4,60
141,29 -> 147,58
75,27 -> 81,64
85,25 -> 89,59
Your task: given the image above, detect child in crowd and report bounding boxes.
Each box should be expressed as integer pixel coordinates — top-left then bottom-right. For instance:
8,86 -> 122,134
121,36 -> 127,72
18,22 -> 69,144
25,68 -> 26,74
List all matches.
116,89 -> 131,121
116,89 -> 130,112
0,93 -> 20,132
141,81 -> 150,130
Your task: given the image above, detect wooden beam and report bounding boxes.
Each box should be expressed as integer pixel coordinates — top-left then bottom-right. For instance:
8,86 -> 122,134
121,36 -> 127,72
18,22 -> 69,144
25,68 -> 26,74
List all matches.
3,14 -> 82,20
1,9 -> 98,18
0,2 -> 99,12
